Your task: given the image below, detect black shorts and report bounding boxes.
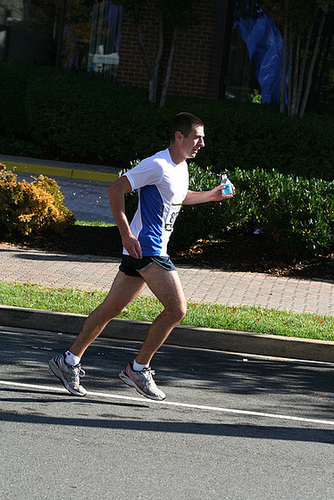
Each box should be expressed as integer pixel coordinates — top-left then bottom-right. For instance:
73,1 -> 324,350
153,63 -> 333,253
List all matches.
119,255 -> 176,277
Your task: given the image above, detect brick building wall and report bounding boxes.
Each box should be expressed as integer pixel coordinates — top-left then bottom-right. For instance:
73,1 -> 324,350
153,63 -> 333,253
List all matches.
117,0 -> 231,100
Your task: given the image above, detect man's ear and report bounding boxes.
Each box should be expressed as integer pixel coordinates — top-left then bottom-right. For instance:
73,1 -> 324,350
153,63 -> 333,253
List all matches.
175,131 -> 183,143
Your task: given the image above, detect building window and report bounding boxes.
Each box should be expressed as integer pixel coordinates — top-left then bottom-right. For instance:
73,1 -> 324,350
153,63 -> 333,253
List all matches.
87,1 -> 123,82
225,0 -> 284,104
0,0 -> 123,83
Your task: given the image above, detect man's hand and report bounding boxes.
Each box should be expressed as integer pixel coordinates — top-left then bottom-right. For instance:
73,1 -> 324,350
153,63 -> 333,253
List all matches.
122,233 -> 142,259
210,184 -> 235,201
220,183 -> 235,199
183,184 -> 235,205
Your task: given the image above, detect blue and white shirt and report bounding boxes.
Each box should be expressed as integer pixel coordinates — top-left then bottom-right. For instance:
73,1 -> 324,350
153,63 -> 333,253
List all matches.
123,148 -> 189,256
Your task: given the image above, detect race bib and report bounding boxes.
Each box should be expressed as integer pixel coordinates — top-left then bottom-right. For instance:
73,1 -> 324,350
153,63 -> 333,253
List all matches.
165,204 -> 182,231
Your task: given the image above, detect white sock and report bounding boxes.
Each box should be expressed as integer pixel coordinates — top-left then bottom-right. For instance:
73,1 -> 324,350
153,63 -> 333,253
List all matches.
65,350 -> 81,366
133,359 -> 149,371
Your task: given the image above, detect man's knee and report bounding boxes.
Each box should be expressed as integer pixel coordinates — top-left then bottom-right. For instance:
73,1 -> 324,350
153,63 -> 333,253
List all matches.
98,299 -> 125,321
169,301 -> 187,323
179,302 -> 187,320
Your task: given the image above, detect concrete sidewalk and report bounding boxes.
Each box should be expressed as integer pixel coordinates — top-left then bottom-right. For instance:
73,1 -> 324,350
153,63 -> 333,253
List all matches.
1,155 -> 333,363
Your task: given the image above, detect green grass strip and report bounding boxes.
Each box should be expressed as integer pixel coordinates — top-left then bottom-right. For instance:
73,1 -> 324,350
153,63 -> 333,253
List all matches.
74,220 -> 115,227
0,281 -> 333,342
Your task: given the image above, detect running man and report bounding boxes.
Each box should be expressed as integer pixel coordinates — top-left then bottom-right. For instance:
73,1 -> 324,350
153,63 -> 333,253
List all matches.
49,112 -> 234,401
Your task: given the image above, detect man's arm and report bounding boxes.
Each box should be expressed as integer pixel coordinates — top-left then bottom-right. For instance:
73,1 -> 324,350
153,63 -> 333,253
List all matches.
183,185 -> 234,205
108,176 -> 142,258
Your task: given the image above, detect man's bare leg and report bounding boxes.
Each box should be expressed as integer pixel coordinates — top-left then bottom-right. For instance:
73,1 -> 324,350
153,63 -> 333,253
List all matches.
118,263 -> 186,400
49,270 -> 146,397
69,271 -> 146,358
69,263 -> 186,364
135,263 -> 187,365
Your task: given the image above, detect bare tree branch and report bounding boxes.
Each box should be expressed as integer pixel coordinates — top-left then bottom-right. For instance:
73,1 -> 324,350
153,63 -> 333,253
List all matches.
150,10 -> 164,104
299,8 -> 327,117
280,0 -> 289,114
291,29 -> 300,115
159,25 -> 178,107
295,13 -> 316,114
288,22 -> 293,115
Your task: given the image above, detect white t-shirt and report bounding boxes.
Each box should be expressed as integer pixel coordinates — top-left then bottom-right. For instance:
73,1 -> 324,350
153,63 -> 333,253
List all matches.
123,148 -> 189,256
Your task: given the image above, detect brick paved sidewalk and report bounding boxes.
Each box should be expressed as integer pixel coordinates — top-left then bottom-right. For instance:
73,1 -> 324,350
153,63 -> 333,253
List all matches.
1,243 -> 333,316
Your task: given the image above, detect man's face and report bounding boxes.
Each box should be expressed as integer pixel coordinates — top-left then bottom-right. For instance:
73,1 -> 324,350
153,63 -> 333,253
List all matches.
181,125 -> 205,159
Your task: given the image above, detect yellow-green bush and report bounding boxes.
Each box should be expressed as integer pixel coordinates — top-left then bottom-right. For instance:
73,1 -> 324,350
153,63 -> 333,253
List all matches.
0,163 -> 75,238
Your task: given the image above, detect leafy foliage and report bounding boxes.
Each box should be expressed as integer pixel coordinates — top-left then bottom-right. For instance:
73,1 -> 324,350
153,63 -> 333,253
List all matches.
274,0 -> 334,116
0,62 -> 333,180
170,163 -> 334,255
121,159 -> 333,255
0,62 -> 333,256
0,164 -> 75,238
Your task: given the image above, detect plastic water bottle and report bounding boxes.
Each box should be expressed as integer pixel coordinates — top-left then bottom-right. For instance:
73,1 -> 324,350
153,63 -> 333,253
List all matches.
221,174 -> 233,195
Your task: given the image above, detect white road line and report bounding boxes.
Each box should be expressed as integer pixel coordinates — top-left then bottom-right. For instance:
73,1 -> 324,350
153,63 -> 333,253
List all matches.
1,379 -> 333,426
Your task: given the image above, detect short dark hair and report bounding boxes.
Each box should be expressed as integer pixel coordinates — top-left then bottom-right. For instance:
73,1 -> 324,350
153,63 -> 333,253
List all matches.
170,112 -> 204,142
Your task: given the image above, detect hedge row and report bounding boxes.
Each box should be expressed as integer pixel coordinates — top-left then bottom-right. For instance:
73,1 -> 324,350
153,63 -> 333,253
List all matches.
0,61 -> 333,181
178,164 -> 334,254
1,157 -> 333,256
124,162 -> 334,255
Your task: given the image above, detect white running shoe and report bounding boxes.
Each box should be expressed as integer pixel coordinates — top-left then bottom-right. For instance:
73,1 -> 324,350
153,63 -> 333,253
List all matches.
119,363 -> 166,401
49,353 -> 87,397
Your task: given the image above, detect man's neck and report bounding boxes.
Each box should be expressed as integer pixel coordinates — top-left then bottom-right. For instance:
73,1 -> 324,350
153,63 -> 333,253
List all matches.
168,144 -> 186,165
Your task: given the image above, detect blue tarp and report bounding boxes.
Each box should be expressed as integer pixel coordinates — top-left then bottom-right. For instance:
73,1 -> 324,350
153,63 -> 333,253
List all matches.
234,4 -> 285,104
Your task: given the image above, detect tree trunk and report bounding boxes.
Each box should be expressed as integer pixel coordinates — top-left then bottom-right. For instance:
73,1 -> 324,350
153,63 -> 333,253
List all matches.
149,10 -> 164,104
291,32 -> 300,116
299,9 -> 327,117
159,25 -> 178,108
287,23 -> 293,116
56,0 -> 67,67
295,14 -> 315,115
136,23 -> 153,79
280,0 -> 289,114
310,19 -> 334,109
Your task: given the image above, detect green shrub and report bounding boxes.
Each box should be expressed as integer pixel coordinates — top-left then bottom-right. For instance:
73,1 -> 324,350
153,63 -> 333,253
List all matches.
1,61 -> 331,256
0,163 -> 75,238
169,164 -> 334,255
231,168 -> 334,254
121,160 -> 333,255
24,66 -> 160,165
0,137 -> 43,157
0,62 -> 33,137
0,62 -> 333,180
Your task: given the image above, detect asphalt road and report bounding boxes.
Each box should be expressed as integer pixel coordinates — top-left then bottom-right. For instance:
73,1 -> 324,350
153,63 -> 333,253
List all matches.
1,326 -> 333,500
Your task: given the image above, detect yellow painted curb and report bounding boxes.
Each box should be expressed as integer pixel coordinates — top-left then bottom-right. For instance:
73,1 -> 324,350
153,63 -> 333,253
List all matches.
4,161 -> 119,183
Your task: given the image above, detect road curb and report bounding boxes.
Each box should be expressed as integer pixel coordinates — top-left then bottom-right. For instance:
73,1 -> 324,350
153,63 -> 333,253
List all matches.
1,305 -> 333,364
0,155 -> 119,183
